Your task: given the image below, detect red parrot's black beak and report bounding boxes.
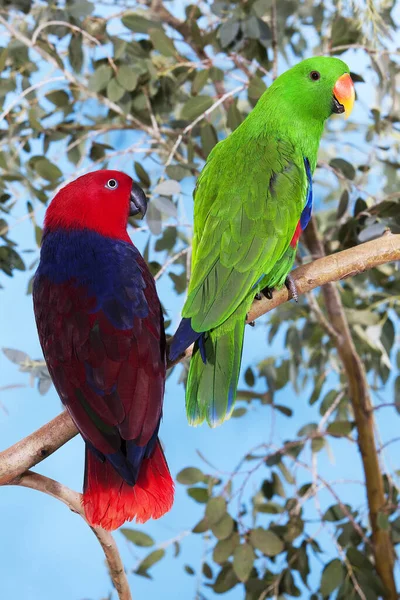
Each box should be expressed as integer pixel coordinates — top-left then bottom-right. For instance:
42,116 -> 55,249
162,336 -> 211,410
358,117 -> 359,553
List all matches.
129,183 -> 147,217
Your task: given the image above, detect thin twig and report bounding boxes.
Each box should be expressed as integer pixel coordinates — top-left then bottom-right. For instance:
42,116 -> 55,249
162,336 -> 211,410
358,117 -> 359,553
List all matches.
11,470 -> 131,600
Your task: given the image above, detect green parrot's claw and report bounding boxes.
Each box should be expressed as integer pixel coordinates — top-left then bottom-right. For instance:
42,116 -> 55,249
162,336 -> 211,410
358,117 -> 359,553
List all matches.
261,286 -> 274,300
285,275 -> 298,302
254,292 -> 262,301
246,313 -> 255,326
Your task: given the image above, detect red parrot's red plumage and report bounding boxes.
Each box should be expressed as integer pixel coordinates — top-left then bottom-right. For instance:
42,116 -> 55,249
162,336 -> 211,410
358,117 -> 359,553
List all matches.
33,170 -> 174,530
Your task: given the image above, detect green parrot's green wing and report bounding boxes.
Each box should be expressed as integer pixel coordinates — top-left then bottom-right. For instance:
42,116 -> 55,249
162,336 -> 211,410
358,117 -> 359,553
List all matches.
182,134 -> 307,332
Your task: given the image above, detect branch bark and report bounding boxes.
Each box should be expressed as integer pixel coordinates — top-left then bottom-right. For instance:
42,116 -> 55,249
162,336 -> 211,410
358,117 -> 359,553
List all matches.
1,232 -> 399,484
303,220 -> 397,600
10,470 -> 131,600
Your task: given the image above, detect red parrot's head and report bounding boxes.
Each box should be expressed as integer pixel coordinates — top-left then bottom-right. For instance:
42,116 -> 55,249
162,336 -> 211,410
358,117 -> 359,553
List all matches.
44,170 -> 147,240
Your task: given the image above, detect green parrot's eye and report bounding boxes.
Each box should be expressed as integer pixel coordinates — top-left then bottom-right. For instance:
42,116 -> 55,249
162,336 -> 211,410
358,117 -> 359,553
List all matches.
105,179 -> 118,190
310,71 -> 321,81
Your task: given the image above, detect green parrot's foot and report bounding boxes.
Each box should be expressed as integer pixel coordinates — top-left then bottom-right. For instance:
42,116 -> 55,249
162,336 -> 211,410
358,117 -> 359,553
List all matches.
254,292 -> 262,301
246,313 -> 256,326
285,274 -> 298,302
261,286 -> 274,300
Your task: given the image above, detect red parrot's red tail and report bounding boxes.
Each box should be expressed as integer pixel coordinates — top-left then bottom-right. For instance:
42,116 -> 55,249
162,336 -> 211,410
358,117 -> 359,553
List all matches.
82,441 -> 174,531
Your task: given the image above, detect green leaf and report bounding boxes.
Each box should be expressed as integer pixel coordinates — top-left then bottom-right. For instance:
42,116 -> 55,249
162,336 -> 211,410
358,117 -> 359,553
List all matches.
134,162 -> 151,188
120,528 -> 154,547
192,518 -> 209,533
2,348 -> 29,364
107,78 -> 125,102
329,158 -> 356,180
152,196 -> 177,218
337,189 -> 349,218
233,543 -> 255,582
323,503 -> 350,522
213,564 -> 239,593
146,202 -> 162,235
166,165 -> 190,181
244,366 -> 255,387
122,12 -> 162,33
311,436 -> 325,453
45,90 -> 69,107
218,19 -> 240,48
200,123 -> 218,158
89,64 -> 112,92
213,533 -> 240,564
181,95 -> 213,121
69,33 -> 84,73
187,487 -> 208,503
153,180 -> 181,196
176,467 -> 205,485
248,75 -> 267,101
206,497 -> 226,525
231,407 -> 247,418
191,69 -> 209,95
395,376 -> 400,414
321,559 -> 345,596
116,65 -> 139,91
135,549 -> 165,576
35,158 -> 62,181
250,527 -> 284,556
227,100 -> 243,131
184,564 -> 195,575
210,514 -> 234,540
377,511 -> 389,530
331,16 -> 361,50
149,27 -> 177,57
327,420 -> 353,437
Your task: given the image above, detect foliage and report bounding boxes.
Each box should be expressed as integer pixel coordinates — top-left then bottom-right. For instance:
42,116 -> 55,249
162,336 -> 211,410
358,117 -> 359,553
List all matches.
1,0 -> 400,598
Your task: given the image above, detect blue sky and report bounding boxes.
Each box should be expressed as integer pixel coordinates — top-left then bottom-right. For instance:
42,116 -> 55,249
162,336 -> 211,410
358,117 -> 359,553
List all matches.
1,3 -> 400,599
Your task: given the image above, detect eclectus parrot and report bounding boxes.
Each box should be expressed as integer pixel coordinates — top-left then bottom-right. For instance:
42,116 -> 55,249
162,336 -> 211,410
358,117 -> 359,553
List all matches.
169,57 -> 355,427
33,170 -> 174,530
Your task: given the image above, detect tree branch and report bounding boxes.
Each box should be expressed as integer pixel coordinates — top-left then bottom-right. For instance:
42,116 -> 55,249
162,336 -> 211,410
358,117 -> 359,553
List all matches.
303,220 -> 397,600
1,232 -> 399,486
10,470 -> 131,600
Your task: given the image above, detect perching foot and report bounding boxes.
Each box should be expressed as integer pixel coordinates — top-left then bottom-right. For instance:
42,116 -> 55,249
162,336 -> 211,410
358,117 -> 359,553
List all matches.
285,274 -> 298,302
261,286 -> 274,300
254,292 -> 262,301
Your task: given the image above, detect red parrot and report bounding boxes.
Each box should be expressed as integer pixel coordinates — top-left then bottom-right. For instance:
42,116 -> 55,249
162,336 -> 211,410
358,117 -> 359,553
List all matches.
33,170 -> 174,530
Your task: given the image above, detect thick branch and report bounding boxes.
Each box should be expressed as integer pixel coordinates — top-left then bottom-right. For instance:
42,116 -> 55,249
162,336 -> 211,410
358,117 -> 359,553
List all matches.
11,470 -> 131,600
303,220 -> 397,600
1,233 -> 399,486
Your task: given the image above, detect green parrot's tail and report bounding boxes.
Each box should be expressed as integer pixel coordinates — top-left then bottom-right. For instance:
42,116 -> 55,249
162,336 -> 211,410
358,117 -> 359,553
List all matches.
186,314 -> 245,428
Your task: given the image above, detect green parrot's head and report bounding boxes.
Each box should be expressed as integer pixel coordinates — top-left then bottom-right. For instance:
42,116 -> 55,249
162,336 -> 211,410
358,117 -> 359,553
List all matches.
270,57 -> 355,123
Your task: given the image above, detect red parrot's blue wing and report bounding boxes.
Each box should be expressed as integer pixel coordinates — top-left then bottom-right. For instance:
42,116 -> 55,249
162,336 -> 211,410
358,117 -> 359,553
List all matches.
33,230 -> 166,485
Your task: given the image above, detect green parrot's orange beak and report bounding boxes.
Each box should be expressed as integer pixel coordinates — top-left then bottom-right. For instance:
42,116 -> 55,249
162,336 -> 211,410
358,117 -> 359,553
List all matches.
332,73 -> 355,119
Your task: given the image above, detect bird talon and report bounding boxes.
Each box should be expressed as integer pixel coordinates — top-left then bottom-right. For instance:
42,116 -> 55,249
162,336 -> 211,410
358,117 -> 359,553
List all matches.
261,286 -> 274,300
254,293 -> 262,301
248,320 -> 255,327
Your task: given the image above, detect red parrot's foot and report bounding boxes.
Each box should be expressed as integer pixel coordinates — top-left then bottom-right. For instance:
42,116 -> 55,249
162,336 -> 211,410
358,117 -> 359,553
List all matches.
285,274 -> 298,302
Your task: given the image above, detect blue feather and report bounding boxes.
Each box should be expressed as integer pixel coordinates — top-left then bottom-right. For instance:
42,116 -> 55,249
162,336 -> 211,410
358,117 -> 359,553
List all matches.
35,229 -> 149,329
169,317 -> 203,361
300,157 -> 313,230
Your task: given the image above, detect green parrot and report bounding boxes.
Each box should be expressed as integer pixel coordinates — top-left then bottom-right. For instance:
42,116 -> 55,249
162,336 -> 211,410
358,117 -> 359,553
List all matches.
169,57 -> 355,427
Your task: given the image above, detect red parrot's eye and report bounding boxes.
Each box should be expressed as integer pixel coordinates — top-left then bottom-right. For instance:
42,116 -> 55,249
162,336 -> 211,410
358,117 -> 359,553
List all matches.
105,179 -> 118,190
310,71 -> 320,81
